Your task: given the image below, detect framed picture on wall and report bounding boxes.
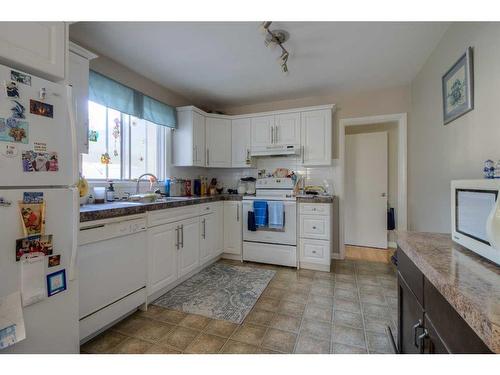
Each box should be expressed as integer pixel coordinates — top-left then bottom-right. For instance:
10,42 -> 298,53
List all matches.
442,46 -> 474,125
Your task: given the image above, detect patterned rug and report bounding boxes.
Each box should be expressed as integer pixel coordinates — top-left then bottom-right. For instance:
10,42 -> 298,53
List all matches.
153,262 -> 276,324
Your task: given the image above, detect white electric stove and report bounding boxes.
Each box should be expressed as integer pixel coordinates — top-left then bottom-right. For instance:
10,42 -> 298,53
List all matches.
242,177 -> 298,267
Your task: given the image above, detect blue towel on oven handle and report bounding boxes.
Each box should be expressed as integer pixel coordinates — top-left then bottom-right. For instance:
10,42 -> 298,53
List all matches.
268,201 -> 284,229
253,200 -> 268,228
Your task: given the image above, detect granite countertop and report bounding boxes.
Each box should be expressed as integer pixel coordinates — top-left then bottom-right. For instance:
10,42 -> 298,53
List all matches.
396,231 -> 500,353
296,195 -> 336,203
80,194 -> 243,223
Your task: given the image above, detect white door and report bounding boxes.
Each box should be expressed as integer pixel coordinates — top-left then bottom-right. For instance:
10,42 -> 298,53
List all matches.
178,217 -> 200,278
192,111 -> 205,166
147,223 -> 178,295
301,109 -> 332,166
206,117 -> 231,167
223,201 -> 242,255
0,187 -> 79,353
231,118 -> 252,167
0,64 -> 76,187
275,113 -> 300,145
345,132 -> 388,249
251,115 -> 274,148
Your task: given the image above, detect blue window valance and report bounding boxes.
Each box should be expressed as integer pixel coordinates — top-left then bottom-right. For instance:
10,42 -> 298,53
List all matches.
89,70 -> 177,128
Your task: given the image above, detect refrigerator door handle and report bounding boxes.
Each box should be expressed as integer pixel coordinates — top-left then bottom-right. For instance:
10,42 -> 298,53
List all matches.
68,187 -> 79,281
66,85 -> 78,185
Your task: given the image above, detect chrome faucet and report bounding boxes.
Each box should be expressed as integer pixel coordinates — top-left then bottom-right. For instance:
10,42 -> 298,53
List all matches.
135,173 -> 158,194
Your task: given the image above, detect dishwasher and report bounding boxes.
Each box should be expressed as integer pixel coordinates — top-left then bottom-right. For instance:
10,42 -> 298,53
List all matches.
78,214 -> 147,342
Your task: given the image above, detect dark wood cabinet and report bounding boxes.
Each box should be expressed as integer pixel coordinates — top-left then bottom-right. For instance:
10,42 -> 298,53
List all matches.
398,275 -> 424,353
397,248 -> 492,354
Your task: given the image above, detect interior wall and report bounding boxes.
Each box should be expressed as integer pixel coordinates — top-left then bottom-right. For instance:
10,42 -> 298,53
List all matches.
409,22 -> 500,233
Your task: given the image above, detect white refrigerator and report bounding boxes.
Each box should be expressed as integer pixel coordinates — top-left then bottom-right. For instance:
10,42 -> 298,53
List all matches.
0,63 -> 79,353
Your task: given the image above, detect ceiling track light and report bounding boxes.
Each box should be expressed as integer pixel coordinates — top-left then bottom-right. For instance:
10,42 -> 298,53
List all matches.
260,21 -> 290,74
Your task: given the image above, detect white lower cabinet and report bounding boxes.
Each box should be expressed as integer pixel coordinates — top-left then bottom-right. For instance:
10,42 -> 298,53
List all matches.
299,203 -> 332,271
200,213 -> 217,264
223,201 -> 242,256
177,217 -> 200,278
147,222 -> 178,296
147,202 -> 226,298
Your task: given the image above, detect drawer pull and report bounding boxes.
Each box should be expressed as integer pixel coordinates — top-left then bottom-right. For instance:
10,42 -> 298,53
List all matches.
312,226 -> 317,229
312,250 -> 317,254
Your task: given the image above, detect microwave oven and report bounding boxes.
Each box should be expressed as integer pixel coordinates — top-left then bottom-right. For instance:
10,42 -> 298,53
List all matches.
451,179 -> 500,265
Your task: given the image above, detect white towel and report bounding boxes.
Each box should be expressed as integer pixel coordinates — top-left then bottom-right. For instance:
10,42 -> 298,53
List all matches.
268,201 -> 284,229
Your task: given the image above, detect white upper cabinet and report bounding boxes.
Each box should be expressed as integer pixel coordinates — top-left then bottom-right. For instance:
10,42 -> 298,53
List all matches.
251,115 -> 274,148
173,107 -> 205,167
206,116 -> 231,167
301,109 -> 332,166
192,112 -> 206,166
274,112 -> 301,145
67,43 -> 97,156
0,22 -> 66,81
231,118 -> 253,168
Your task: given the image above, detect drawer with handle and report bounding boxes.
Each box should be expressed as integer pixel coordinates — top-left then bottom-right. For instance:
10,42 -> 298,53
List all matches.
199,202 -> 219,215
299,203 -> 331,215
300,238 -> 330,263
147,205 -> 200,227
300,214 -> 330,240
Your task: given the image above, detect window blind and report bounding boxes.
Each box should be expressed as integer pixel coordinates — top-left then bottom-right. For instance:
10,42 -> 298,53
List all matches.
88,70 -> 177,128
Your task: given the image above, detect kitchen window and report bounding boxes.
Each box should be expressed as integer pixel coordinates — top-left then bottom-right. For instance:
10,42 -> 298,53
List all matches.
81,101 -> 167,180
81,70 -> 176,180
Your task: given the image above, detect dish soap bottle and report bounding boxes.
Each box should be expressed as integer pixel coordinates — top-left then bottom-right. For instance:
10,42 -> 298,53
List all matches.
106,182 -> 115,202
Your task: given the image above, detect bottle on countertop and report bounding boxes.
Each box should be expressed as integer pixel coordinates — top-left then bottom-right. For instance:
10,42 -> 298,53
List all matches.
106,182 -> 115,202
164,178 -> 171,197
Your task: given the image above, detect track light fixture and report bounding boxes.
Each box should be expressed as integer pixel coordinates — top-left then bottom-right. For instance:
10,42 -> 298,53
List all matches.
260,21 -> 290,74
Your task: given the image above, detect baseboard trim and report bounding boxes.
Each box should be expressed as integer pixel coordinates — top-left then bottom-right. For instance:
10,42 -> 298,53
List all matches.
221,253 -> 243,261
388,241 -> 397,249
300,261 -> 330,272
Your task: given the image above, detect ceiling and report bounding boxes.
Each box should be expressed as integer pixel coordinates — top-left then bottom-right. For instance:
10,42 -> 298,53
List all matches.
70,22 -> 449,109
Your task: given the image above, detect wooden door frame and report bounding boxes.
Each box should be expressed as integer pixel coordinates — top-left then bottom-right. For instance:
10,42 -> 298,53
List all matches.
338,113 -> 407,259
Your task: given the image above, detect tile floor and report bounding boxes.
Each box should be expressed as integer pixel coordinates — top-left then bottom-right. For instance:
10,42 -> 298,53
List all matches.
80,258 -> 398,354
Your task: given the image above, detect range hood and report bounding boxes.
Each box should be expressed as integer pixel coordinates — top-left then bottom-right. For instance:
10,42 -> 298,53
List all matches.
250,144 -> 301,157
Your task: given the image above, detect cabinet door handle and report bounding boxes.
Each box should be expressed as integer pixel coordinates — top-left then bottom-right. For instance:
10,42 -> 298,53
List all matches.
236,206 -> 239,221
175,226 -> 180,249
180,224 -> 184,248
246,149 -> 250,164
418,329 -> 429,354
202,218 -> 206,239
301,145 -> 305,163
206,149 -> 209,166
275,125 -> 278,143
271,126 -> 274,144
412,319 -> 424,348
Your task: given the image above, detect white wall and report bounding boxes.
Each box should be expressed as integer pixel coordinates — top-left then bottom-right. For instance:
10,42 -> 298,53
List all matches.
409,23 -> 500,233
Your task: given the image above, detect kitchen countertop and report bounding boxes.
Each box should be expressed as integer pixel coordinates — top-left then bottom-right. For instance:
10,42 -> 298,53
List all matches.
396,231 -> 500,353
296,195 -> 335,203
80,194 -> 243,222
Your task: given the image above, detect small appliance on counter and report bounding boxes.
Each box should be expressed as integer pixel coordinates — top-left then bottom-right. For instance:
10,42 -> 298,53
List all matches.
240,177 -> 256,195
451,179 -> 500,265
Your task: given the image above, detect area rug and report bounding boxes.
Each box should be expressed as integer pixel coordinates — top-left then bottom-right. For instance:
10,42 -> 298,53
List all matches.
153,263 -> 276,324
